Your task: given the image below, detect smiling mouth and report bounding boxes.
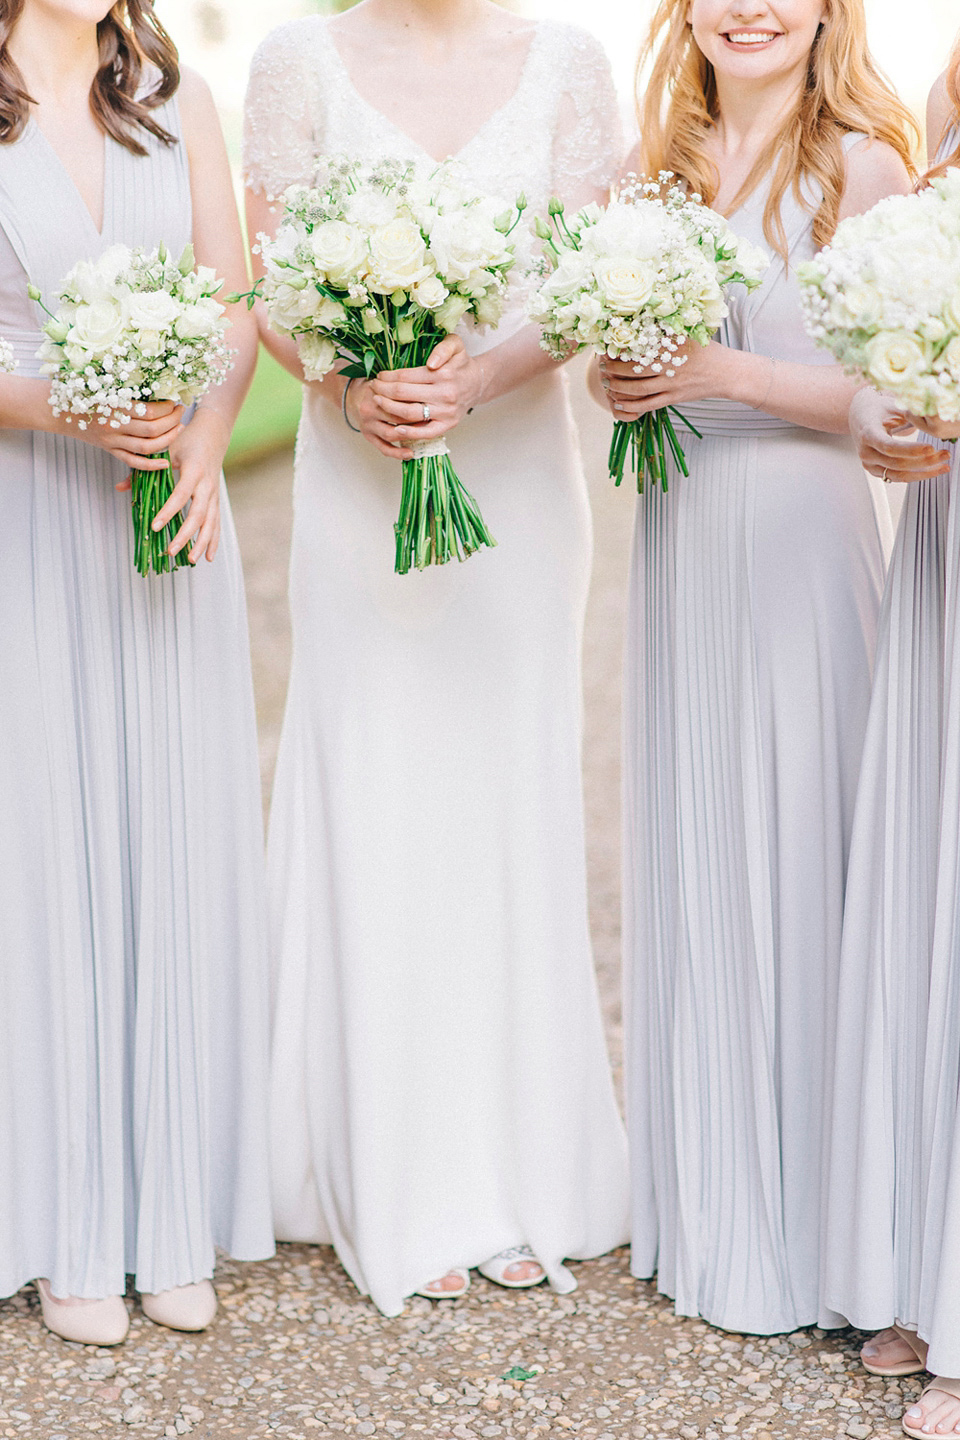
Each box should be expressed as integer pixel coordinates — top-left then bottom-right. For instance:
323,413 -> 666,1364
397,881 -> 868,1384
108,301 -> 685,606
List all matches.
722,30 -> 782,46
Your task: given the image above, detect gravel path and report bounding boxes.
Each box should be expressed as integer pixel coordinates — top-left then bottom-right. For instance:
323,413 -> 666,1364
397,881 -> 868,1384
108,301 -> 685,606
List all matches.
0,361 -> 913,1439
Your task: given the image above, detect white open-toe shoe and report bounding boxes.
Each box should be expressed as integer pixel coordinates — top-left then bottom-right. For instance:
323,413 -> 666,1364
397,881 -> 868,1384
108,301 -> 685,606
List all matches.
35,1279 -> 130,1346
140,1280 -> 217,1332
413,1269 -> 470,1301
477,1245 -> 546,1289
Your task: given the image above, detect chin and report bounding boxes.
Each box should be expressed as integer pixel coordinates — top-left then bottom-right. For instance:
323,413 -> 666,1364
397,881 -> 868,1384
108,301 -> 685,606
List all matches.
33,0 -> 117,25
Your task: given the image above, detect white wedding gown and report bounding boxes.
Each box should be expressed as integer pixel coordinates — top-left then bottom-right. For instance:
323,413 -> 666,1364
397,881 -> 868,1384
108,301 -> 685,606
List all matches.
243,17 -> 630,1317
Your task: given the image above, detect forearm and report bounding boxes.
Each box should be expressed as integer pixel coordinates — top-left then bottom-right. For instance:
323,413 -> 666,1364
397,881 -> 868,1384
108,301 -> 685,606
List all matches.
469,324 -> 561,408
193,310 -> 258,445
0,374 -> 68,435
727,350 -> 859,435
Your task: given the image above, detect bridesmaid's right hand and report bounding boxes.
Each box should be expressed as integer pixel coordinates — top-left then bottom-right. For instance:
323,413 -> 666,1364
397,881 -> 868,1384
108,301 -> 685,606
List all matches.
68,400 -> 185,472
850,387 -> 951,483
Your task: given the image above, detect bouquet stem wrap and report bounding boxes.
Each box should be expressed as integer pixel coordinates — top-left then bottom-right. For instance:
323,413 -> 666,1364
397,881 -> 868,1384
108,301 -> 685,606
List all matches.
609,407 -> 701,493
396,435 -> 495,574
131,452 -> 190,576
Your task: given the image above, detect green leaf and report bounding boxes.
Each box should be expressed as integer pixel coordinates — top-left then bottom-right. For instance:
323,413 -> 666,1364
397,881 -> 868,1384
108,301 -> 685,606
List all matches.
363,350 -> 377,377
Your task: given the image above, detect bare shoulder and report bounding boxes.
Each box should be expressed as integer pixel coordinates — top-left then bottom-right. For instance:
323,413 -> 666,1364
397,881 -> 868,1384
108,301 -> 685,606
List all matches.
176,65 -> 218,129
839,136 -> 912,220
619,141 -> 643,182
927,71 -> 956,161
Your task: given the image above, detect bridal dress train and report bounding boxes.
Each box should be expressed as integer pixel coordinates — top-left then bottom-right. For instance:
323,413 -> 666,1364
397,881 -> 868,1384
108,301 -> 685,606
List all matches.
244,17 -> 631,1318
0,100 -> 274,1302
623,134 -> 892,1335
824,128 -> 960,1378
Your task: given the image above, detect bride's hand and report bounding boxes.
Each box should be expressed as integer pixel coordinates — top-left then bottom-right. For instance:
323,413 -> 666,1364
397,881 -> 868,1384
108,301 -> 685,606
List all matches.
351,336 -> 484,459
69,400 -> 185,469
850,387 -> 951,483
597,340 -> 731,419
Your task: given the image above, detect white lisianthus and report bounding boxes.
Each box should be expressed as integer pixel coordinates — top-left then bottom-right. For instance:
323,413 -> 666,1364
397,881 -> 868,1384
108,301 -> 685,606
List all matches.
473,290 -> 503,327
174,297 -> 224,340
297,332 -> 338,380
435,293 -> 471,332
368,219 -> 432,293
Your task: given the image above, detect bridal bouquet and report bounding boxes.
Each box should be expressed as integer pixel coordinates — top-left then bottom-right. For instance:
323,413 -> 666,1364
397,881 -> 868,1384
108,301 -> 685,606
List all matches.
529,174 -> 768,491
246,155 -> 525,574
0,337 -> 15,373
799,168 -> 960,423
33,243 -> 232,576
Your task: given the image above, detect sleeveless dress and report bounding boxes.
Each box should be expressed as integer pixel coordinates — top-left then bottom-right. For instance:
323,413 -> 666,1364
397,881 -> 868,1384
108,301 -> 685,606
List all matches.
243,17 -> 630,1318
0,100 -> 274,1301
623,137 -> 892,1335
824,133 -> 960,1377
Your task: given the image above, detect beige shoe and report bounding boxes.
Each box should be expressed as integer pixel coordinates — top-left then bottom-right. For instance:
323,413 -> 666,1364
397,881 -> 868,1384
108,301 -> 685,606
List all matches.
35,1279 -> 129,1346
140,1280 -> 217,1331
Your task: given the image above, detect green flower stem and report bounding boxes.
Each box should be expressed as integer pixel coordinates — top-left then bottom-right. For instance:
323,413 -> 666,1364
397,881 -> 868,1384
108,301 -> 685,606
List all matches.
608,406 -> 703,494
130,450 -> 190,577
394,449 -> 496,575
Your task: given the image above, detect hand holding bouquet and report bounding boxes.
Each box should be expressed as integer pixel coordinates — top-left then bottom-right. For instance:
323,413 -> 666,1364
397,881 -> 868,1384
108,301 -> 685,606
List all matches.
33,242 -> 232,576
245,156 -> 525,574
799,168 -> 960,427
529,174 -> 767,492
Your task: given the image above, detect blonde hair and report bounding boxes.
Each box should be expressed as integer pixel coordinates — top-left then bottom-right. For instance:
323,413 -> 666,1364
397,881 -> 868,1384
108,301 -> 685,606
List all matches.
925,34 -> 960,179
636,0 -> 918,256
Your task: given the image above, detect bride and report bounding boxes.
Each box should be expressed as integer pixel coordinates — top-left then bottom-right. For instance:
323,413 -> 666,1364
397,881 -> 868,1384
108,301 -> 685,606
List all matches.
243,0 -> 630,1317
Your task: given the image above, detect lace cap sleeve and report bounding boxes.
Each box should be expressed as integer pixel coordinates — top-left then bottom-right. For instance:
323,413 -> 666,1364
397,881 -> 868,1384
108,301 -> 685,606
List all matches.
550,27 -> 623,208
243,19 -> 322,197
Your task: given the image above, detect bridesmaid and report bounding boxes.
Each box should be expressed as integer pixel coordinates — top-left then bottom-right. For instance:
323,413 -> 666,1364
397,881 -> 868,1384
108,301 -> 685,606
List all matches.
599,0 -> 915,1334
243,0 -> 630,1317
0,0 -> 272,1342
824,48 -> 960,1440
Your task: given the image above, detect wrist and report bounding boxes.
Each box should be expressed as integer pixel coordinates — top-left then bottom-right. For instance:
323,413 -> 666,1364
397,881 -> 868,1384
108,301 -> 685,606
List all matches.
728,349 -> 773,410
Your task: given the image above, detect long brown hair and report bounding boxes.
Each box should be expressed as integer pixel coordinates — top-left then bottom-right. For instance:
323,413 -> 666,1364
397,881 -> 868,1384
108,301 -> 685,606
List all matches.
636,0 -> 918,256
925,33 -> 960,180
0,0 -> 180,155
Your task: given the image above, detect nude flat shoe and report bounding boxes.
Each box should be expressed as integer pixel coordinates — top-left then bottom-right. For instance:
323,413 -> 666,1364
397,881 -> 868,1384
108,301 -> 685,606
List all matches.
903,1376 -> 960,1438
35,1279 -> 129,1346
477,1245 -> 546,1289
140,1280 -> 217,1331
862,1324 -> 929,1378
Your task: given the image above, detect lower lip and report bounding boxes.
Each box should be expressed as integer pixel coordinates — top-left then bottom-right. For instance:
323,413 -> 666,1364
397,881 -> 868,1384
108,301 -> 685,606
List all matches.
721,33 -> 780,52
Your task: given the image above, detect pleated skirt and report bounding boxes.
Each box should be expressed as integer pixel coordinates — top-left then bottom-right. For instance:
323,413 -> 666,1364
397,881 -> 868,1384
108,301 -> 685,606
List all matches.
0,426 -> 274,1300
826,448 -> 960,1378
624,419 -> 886,1334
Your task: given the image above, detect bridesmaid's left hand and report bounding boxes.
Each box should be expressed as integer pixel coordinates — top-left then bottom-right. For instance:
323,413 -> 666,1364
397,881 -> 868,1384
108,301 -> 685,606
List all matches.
598,340 -> 731,419
371,335 -> 485,443
117,408 -> 227,564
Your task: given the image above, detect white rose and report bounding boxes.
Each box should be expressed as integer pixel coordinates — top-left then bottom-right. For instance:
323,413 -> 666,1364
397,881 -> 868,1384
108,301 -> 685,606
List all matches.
309,221 -> 368,286
175,297 -> 225,340
428,212 -> 507,283
137,330 -> 166,359
412,275 -> 448,310
594,257 -> 655,315
368,219 -> 432,293
152,368 -> 191,403
830,283 -> 882,330
297,332 -> 338,380
68,245 -> 131,305
864,331 -> 931,391
68,300 -> 125,354
123,289 -> 181,333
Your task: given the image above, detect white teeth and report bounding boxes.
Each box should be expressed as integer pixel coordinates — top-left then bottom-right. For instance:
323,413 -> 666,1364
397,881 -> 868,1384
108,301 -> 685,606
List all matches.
727,31 -> 778,44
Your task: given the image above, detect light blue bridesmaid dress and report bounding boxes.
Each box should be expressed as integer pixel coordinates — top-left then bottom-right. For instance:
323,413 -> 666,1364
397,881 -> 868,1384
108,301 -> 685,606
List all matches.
0,98 -> 274,1301
623,134 -> 890,1334
825,131 -> 960,1379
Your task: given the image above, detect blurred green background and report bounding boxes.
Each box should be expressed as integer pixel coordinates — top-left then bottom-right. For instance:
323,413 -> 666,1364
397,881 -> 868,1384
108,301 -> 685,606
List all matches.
224,349 -> 302,468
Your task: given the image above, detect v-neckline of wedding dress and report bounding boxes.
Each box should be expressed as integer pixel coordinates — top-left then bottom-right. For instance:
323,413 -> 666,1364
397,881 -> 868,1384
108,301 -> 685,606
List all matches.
318,19 -> 546,167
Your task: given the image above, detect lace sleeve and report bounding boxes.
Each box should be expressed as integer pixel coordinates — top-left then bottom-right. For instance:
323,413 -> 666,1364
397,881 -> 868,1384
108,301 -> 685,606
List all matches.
551,27 -> 624,209
243,20 -> 322,197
